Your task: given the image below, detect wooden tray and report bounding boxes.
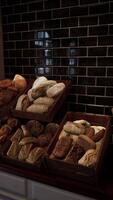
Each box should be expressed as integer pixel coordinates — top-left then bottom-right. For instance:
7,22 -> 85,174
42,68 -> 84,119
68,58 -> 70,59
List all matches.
0,117 -> 59,172
45,112 -> 112,184
11,80 -> 71,122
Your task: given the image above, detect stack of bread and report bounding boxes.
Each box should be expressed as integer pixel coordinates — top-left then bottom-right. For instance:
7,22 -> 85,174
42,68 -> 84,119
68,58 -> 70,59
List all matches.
15,76 -> 66,114
1,119 -> 59,164
0,74 -> 27,106
50,119 -> 105,167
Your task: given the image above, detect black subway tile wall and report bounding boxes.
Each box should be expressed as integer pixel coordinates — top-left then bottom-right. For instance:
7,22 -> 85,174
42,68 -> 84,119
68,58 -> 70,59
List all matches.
1,0 -> 113,115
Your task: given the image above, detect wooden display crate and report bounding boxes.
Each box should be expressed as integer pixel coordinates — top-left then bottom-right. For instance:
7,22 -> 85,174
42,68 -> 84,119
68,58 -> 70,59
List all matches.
45,112 -> 112,184
11,80 -> 71,122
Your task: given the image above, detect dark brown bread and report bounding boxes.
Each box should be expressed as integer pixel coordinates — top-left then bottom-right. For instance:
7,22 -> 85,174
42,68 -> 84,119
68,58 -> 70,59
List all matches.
85,127 -> 95,139
52,136 -> 73,159
92,129 -> 105,142
64,144 -> 85,164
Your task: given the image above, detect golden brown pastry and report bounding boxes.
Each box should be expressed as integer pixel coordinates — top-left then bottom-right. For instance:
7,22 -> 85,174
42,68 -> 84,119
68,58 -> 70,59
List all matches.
21,125 -> 31,137
77,135 -> 96,151
78,149 -> 97,167
51,136 -> 73,159
26,104 -> 49,113
33,96 -> 54,107
46,82 -> 65,98
26,147 -> 46,164
85,127 -> 95,139
19,137 -> 38,145
92,129 -> 105,142
18,143 -> 33,161
7,140 -> 21,159
10,128 -> 23,142
13,74 -> 27,91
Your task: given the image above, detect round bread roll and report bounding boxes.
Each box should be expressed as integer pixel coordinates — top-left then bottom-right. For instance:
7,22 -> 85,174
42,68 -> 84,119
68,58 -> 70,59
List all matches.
13,74 -> 27,91
46,82 -> 65,98
32,76 -> 47,90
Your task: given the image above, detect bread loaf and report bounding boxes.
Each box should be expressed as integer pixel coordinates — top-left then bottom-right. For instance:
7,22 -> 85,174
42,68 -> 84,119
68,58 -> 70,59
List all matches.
15,94 -> 30,111
46,82 -> 65,98
77,135 -> 96,151
26,104 -> 49,113
78,149 -> 97,167
33,96 -> 54,106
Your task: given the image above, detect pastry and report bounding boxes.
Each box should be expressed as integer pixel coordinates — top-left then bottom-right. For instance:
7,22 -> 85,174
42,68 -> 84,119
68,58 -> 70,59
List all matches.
13,74 -> 27,91
18,143 -> 33,161
85,127 -> 95,139
15,94 -> 30,111
63,121 -> 85,135
31,80 -> 56,99
46,82 -> 65,98
26,104 -> 49,113
7,118 -> 19,129
19,137 -> 38,145
10,128 -> 23,142
78,149 -> 97,167
7,140 -> 21,159
21,125 -> 31,137
77,135 -> 96,151
92,129 -> 105,142
32,76 -> 47,90
27,89 -> 34,102
64,144 -> 85,164
26,120 -> 44,136
26,147 -> 46,164
0,124 -> 12,137
51,136 -> 73,159
73,119 -> 90,128
33,96 -> 54,106
44,123 -> 59,135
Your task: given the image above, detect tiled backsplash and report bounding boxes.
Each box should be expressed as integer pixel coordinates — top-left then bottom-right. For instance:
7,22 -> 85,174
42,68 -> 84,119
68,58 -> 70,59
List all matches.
1,0 -> 113,115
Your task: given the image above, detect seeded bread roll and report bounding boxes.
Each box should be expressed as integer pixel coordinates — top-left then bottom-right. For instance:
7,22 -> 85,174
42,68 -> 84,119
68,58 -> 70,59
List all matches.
77,135 -> 96,151
46,82 -> 65,98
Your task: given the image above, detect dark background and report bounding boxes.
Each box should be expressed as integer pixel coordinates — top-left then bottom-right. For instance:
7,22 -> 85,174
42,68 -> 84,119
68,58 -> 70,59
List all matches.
1,0 -> 113,115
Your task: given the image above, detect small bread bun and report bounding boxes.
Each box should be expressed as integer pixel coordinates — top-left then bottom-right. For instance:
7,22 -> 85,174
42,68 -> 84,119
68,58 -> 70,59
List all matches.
33,96 -> 54,106
32,76 -> 47,90
13,74 -> 27,91
26,104 -> 49,113
15,94 -> 30,111
46,82 -> 65,98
